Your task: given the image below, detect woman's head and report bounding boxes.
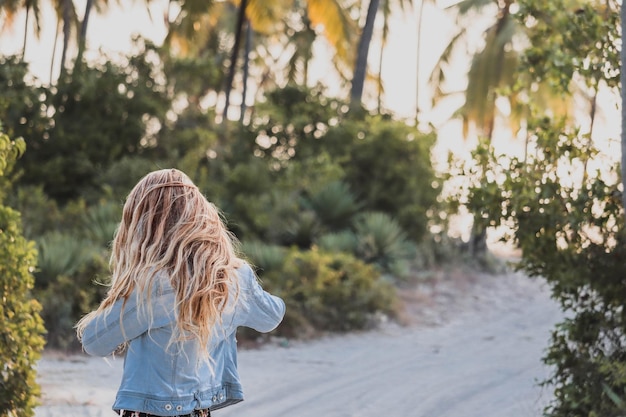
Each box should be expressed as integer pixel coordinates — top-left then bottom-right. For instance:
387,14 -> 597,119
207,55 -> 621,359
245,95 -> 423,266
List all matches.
115,168 -> 209,270
103,168 -> 241,352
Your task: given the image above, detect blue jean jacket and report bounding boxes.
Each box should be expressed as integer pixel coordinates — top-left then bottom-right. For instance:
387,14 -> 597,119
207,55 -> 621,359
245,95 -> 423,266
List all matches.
80,263 -> 286,416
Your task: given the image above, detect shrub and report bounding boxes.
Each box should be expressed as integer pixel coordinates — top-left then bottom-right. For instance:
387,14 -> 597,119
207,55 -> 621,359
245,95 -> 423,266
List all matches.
81,201 -> 121,248
6,185 -> 61,240
262,248 -> 397,337
462,118 -> 626,417
0,206 -> 46,416
0,128 -> 45,417
328,118 -> 440,242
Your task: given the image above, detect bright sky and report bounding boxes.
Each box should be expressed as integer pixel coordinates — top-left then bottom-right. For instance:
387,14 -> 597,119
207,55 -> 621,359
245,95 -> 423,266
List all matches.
1,1 -> 459,123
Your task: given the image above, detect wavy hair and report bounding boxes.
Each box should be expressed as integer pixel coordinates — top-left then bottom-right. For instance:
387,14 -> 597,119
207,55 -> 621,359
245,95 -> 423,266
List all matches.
77,168 -> 242,358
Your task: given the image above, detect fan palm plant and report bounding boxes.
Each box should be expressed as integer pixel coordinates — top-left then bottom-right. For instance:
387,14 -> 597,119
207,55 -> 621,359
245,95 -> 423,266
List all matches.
353,211 -> 415,278
35,231 -> 95,288
82,201 -> 121,248
304,180 -> 362,230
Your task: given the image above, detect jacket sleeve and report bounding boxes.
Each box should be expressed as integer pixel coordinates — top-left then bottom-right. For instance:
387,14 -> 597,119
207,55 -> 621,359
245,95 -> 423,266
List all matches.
235,263 -> 286,333
80,285 -> 176,357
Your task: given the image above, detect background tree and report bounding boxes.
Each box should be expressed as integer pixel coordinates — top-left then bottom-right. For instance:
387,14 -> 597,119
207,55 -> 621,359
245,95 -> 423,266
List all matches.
13,41 -> 170,202
620,0 -> 626,215
453,0 -> 624,414
350,0 -> 380,110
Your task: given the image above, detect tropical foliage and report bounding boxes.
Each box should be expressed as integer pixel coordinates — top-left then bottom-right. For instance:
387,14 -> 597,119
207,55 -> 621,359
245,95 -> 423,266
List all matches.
450,0 -> 626,415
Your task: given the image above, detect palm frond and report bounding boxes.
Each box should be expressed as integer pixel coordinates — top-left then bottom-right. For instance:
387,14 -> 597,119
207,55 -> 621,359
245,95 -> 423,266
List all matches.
306,181 -> 362,229
247,0 -> 290,35
36,232 -> 95,286
353,211 -> 414,275
82,201 -> 121,247
307,0 -> 357,67
447,0 -> 495,15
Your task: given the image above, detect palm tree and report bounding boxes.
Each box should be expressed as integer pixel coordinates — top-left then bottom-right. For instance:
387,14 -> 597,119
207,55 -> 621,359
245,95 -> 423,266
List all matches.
351,0 -> 421,112
620,2 -> 626,216
426,0 -> 521,256
0,0 -> 43,56
160,0 -> 354,122
55,0 -> 120,79
221,0 -> 249,122
376,0 -> 392,113
431,0 -> 576,140
57,0 -> 78,77
430,0 -> 520,140
225,0 -> 354,121
350,0 -> 380,110
75,0 -> 95,66
22,0 -> 43,55
415,0 -> 436,125
430,0 -> 576,255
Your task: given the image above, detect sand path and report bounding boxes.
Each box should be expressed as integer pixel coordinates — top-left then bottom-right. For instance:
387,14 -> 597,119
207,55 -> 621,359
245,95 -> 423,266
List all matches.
35,269 -> 562,417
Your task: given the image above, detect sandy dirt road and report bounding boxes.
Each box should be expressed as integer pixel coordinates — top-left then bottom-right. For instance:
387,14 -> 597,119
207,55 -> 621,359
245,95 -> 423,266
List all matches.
35,270 -> 562,417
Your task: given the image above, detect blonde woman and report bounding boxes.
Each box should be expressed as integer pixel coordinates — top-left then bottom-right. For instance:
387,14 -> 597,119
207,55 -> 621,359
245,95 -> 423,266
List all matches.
76,168 -> 285,417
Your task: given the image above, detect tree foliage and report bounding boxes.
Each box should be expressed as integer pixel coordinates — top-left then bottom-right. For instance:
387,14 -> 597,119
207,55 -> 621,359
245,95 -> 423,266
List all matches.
453,1 -> 625,414
11,41 -> 170,202
0,127 -> 46,417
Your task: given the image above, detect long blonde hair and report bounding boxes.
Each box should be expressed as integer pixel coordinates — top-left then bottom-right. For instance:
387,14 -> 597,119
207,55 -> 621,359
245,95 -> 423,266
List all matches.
77,168 -> 241,356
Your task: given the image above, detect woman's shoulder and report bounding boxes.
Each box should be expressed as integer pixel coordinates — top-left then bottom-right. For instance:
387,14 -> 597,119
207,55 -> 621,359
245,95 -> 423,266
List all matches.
234,261 -> 259,289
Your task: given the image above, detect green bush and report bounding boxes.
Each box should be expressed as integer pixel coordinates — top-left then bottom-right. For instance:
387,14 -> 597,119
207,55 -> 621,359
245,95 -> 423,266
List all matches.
0,128 -> 45,417
462,118 -> 626,417
0,206 -> 46,416
7,185 -> 61,240
81,201 -> 121,248
327,117 -> 440,242
262,248 -> 397,337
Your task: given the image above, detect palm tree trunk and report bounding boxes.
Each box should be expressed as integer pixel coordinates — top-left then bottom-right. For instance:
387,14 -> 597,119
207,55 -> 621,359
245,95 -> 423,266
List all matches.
22,6 -> 30,57
240,19 -> 251,125
350,0 -> 380,110
415,0 -> 426,126
59,0 -> 72,79
377,0 -> 390,114
621,2 -> 626,217
50,19 -> 60,84
76,0 -> 95,68
222,0 -> 249,123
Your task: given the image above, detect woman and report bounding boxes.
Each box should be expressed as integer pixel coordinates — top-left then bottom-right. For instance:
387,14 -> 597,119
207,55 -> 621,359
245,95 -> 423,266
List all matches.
76,168 -> 285,417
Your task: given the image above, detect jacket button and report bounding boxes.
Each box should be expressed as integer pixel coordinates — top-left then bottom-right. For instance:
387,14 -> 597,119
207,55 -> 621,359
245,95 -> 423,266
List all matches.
218,393 -> 224,400
176,405 -> 183,411
165,404 -> 172,411
212,395 -> 217,402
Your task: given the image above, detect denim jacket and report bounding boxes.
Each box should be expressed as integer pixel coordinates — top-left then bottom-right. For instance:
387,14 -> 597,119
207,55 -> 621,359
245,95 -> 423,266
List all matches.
81,262 -> 285,416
